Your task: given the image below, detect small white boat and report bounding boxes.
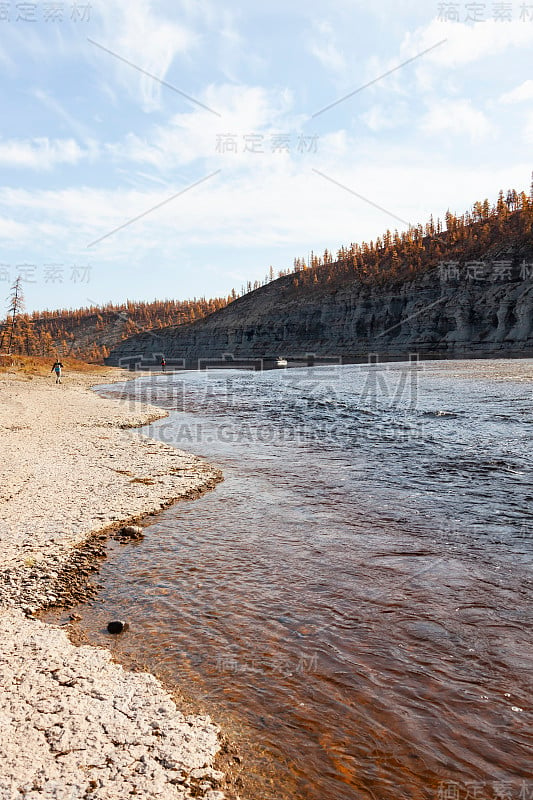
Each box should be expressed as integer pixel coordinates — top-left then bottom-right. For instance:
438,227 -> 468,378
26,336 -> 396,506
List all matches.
276,357 -> 288,367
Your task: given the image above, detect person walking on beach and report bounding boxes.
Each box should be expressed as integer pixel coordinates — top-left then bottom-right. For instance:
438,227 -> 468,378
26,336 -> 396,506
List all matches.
161,357 -> 166,372
51,360 -> 64,384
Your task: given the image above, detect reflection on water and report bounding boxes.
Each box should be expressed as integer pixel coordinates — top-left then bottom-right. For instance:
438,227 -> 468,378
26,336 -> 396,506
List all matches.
56,362 -> 533,799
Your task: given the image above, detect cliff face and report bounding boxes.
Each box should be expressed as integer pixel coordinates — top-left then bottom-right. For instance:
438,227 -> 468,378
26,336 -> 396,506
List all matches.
107,259 -> 533,367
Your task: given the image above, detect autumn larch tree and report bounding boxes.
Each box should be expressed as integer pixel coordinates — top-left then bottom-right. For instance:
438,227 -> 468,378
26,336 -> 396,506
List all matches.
6,276 -> 25,355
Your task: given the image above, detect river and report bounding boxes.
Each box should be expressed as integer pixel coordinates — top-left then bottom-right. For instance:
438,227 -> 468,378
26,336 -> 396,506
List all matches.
56,360 -> 533,800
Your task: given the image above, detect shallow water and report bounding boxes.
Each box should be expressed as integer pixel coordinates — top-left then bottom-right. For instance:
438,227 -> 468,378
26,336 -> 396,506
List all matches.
59,361 -> 533,799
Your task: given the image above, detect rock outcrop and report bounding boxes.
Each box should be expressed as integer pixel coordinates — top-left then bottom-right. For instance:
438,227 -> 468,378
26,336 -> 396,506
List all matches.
108,263 -> 533,366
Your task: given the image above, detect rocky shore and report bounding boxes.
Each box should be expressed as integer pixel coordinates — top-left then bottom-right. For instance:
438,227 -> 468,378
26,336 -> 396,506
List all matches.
0,366 -> 229,799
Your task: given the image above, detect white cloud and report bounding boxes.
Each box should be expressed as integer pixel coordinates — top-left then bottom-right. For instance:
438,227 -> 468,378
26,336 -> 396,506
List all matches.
524,113 -> 533,144
95,0 -> 199,112
307,20 -> 347,74
318,130 -> 350,159
0,218 -> 28,240
2,149 -> 527,263
421,99 -> 493,140
322,18 -> 533,118
402,18 -> 533,69
500,80 -> 533,104
361,103 -> 409,132
32,90 -> 95,144
0,138 -> 92,170
105,83 -> 300,171
216,9 -> 266,82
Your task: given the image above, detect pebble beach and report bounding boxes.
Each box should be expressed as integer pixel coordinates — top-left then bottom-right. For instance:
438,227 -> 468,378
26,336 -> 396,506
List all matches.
0,366 -> 229,800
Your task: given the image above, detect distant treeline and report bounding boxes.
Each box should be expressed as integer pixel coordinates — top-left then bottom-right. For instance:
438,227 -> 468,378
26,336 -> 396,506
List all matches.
0,297 -> 230,362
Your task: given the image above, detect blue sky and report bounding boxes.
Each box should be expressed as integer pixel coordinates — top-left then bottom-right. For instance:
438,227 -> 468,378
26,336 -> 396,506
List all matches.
1,0 -> 532,313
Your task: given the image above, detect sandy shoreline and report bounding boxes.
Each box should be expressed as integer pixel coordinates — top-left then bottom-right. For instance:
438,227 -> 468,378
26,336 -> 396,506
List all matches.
0,367 -> 229,799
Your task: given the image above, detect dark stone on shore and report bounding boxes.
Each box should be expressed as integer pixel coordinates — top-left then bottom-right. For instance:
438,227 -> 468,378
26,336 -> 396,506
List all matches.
116,525 -> 144,542
107,620 -> 128,634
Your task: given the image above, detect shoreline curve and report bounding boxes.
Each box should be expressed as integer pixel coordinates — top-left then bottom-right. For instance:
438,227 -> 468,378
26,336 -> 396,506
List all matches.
0,366 -> 231,800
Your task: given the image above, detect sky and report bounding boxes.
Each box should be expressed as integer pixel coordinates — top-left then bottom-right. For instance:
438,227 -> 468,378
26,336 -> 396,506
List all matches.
0,0 -> 532,313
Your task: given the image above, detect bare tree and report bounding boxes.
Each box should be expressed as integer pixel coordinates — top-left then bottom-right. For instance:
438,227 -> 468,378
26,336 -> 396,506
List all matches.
6,276 -> 25,355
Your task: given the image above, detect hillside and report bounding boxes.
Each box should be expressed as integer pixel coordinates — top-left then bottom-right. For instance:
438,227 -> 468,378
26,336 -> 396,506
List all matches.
0,297 -> 229,363
107,189 -> 533,368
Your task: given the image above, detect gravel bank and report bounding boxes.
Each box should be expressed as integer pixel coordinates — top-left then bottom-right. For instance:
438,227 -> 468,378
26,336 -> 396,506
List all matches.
0,368 -> 228,799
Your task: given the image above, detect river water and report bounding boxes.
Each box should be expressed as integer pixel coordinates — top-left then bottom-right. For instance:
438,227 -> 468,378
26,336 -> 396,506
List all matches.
66,361 -> 532,799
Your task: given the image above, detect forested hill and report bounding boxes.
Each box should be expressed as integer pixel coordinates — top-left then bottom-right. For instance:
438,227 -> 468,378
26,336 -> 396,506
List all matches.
4,187 -> 533,364
108,188 -> 533,367
0,297 -> 229,362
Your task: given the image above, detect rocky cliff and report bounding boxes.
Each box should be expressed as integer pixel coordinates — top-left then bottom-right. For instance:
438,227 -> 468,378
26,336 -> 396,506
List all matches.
107,238 -> 533,368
